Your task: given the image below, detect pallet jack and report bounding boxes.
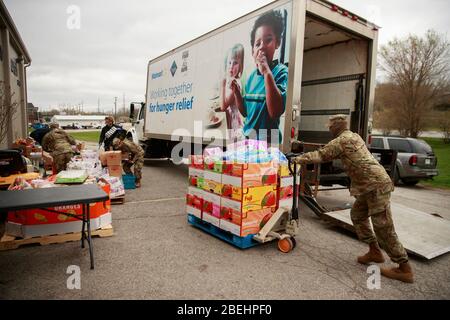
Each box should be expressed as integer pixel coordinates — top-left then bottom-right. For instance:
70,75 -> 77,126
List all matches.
253,153 -> 301,253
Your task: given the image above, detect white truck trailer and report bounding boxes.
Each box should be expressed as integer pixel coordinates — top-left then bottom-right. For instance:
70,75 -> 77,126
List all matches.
129,0 -> 378,159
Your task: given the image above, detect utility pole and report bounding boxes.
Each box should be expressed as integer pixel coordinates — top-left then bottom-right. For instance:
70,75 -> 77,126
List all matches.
114,97 -> 118,120
123,93 -> 126,114
98,98 -> 100,114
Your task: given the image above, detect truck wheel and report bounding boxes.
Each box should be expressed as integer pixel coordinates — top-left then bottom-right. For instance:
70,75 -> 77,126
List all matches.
291,237 -> 297,249
393,166 -> 400,186
402,179 -> 419,186
278,237 -> 294,254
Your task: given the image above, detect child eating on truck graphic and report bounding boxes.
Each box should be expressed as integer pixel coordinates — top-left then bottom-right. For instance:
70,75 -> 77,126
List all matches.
220,44 -> 245,142
233,9 -> 288,145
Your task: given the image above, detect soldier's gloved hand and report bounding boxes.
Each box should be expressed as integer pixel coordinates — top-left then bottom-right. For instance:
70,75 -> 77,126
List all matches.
291,140 -> 304,153
293,156 -> 308,165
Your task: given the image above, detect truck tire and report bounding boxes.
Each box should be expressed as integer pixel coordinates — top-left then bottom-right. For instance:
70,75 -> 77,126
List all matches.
402,179 -> 419,186
393,166 -> 400,186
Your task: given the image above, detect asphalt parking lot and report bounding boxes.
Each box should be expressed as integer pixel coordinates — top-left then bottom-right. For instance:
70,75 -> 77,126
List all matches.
1,160 -> 450,300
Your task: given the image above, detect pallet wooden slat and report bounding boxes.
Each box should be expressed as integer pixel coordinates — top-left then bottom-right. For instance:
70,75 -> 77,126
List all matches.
0,225 -> 114,251
111,197 -> 125,205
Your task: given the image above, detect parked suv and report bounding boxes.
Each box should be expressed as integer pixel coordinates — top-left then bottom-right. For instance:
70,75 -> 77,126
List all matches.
370,135 -> 439,186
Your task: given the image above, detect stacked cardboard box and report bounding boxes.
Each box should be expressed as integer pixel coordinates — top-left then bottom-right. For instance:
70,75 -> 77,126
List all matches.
105,151 -> 122,177
277,162 -> 301,210
186,142 -> 298,239
6,183 -> 112,238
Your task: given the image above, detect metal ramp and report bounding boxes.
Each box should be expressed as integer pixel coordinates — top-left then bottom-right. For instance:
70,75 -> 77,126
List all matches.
323,202 -> 450,260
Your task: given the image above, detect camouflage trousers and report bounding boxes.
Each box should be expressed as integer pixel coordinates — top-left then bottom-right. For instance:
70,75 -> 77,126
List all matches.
53,152 -> 74,174
351,190 -> 409,264
123,157 -> 144,181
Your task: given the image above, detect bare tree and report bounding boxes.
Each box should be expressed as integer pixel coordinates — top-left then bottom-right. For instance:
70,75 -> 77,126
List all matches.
0,81 -> 19,145
374,82 -> 402,135
439,110 -> 450,144
379,30 -> 450,138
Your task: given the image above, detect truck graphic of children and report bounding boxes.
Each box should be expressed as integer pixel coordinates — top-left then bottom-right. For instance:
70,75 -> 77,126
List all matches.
220,44 -> 245,142
233,9 -> 288,144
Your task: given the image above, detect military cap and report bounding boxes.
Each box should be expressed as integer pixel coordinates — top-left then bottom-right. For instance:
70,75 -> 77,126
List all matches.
329,115 -> 348,122
112,138 -> 121,147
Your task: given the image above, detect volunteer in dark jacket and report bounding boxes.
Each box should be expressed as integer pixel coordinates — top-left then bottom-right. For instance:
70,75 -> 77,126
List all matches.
99,116 -> 122,151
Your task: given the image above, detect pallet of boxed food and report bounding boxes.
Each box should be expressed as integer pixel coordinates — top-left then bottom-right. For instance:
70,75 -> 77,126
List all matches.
186,141 -> 297,246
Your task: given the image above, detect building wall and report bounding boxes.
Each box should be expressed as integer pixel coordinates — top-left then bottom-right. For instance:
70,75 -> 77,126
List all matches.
0,29 -> 4,83
0,8 -> 30,149
9,43 -> 26,142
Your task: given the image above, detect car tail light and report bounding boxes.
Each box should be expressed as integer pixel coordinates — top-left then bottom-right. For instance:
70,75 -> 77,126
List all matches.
409,155 -> 418,166
368,135 -> 372,145
291,127 -> 296,139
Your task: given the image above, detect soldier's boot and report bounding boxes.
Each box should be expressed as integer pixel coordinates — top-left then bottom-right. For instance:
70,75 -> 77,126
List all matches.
381,262 -> 414,284
357,242 -> 385,265
135,179 -> 141,188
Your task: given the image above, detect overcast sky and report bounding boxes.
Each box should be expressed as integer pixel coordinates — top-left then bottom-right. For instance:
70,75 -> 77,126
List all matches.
4,0 -> 450,112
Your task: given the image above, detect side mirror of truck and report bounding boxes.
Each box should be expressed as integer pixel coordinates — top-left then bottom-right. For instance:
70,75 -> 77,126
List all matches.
129,103 -> 135,120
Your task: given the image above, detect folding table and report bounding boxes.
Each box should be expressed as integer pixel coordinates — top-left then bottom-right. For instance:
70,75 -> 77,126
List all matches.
0,184 -> 109,269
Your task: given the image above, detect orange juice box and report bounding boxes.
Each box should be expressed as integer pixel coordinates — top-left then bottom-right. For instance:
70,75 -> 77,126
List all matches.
220,207 -> 275,237
221,161 -> 278,188
220,197 -> 242,225
202,171 -> 222,195
7,183 -> 111,225
277,173 -> 301,209
204,159 -> 223,174
278,162 -> 290,178
188,167 -> 204,188
105,151 -> 122,166
189,155 -> 204,169
278,176 -> 294,209
202,191 -> 221,227
186,186 -> 203,219
241,208 -> 276,237
220,178 -> 278,213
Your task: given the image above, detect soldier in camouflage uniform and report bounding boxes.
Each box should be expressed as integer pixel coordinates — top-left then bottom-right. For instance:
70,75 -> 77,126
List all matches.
293,115 -> 414,284
41,123 -> 77,174
112,138 -> 145,188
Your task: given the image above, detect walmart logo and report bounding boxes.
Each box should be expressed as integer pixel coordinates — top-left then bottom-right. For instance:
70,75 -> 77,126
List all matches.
170,61 -> 178,77
151,71 -> 163,80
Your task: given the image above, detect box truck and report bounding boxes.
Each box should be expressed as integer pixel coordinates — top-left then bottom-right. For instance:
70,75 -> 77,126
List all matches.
129,0 -> 378,162
127,0 -> 450,260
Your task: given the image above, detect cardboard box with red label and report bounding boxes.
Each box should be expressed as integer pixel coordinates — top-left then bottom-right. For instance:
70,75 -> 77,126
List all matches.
221,161 -> 278,189
186,186 -> 203,219
202,170 -> 222,195
202,190 -> 221,227
189,155 -> 204,170
277,173 -> 301,210
108,165 -> 122,177
221,173 -> 278,210
188,167 -> 204,189
105,151 -> 122,166
220,206 -> 275,238
6,183 -> 112,238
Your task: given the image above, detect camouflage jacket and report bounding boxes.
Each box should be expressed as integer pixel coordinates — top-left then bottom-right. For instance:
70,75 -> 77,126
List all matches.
41,129 -> 76,157
117,139 -> 144,163
294,130 -> 394,196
